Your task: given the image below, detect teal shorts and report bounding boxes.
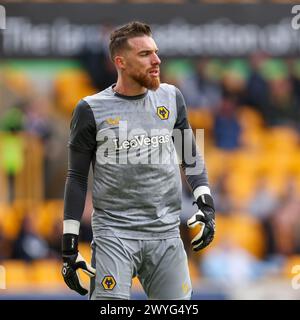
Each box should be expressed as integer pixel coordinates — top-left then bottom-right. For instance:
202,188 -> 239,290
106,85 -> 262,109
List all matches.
89,236 -> 192,300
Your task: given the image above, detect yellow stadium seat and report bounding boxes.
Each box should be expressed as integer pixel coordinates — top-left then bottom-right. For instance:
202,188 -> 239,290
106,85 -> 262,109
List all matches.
0,204 -> 21,239
0,169 -> 8,203
205,147 -> 238,184
132,277 -> 144,292
78,242 -> 92,263
240,127 -> 266,151
188,109 -> 214,131
238,107 -> 264,130
36,200 -> 63,237
75,243 -> 93,289
54,69 -> 96,114
264,126 -> 299,153
294,173 -> 300,194
2,260 -> 32,289
283,255 -> 300,279
225,172 -> 257,205
227,212 -> 266,258
31,260 -> 64,289
3,69 -> 33,97
289,150 -> 300,176
188,260 -> 201,281
191,212 -> 266,259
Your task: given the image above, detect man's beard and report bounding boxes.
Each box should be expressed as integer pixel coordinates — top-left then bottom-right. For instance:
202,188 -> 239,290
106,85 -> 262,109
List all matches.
131,70 -> 160,91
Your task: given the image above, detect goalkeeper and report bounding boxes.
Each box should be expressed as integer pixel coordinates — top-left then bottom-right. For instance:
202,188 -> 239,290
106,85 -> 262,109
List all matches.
62,21 -> 215,300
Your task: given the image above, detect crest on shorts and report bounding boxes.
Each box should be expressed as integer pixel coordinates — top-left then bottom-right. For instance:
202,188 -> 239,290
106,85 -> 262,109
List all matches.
102,275 -> 116,290
157,106 -> 169,120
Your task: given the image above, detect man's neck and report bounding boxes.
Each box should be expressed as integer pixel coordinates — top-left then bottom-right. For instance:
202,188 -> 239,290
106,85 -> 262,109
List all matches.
114,79 -> 147,97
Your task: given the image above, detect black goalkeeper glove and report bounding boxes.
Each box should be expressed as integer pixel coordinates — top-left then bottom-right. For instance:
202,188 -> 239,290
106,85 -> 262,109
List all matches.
61,234 -> 95,295
187,194 -> 215,251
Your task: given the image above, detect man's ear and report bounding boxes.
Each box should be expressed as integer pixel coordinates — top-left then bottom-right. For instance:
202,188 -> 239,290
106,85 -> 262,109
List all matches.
114,55 -> 126,70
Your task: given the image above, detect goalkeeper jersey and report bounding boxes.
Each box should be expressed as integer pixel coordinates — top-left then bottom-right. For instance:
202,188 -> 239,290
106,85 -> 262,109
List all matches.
65,83 -> 209,239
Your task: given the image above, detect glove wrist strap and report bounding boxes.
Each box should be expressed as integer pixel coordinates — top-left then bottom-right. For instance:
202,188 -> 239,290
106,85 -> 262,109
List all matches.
62,233 -> 79,255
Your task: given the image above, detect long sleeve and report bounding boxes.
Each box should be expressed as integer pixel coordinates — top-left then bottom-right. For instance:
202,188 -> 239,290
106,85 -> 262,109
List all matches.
173,87 -> 209,192
63,100 -> 97,222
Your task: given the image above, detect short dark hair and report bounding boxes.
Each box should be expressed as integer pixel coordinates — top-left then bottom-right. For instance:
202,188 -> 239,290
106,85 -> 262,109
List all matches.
109,21 -> 152,60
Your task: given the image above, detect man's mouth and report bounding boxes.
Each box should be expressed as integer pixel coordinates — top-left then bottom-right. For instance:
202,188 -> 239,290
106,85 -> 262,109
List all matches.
149,69 -> 160,77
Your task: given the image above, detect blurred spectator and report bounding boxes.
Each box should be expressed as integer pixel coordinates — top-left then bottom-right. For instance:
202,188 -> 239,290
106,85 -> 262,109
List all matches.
221,59 -> 248,104
12,215 -> 49,262
248,176 -> 279,220
246,52 -> 269,114
288,59 -> 300,107
248,176 -> 280,259
0,225 -> 11,261
264,77 -> 299,128
0,106 -> 24,133
271,178 -> 300,256
23,96 -> 55,198
179,59 -> 222,110
0,106 -> 25,203
212,173 -> 234,215
252,58 -> 300,129
47,219 -> 62,259
213,97 -> 242,150
161,59 -> 191,89
24,97 -> 53,143
77,25 -> 117,91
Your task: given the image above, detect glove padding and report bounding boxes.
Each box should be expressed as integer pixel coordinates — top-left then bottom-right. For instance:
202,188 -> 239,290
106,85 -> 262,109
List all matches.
187,194 -> 215,251
62,252 -> 96,296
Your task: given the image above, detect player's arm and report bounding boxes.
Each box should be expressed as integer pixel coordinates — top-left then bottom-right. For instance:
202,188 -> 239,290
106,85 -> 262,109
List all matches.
62,99 -> 97,295
173,88 -> 215,251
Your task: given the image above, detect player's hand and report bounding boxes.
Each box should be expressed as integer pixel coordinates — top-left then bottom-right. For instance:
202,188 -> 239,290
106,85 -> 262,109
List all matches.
62,234 -> 95,295
187,194 -> 215,251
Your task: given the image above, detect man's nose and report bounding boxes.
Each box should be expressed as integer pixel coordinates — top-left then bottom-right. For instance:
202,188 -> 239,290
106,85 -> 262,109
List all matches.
152,53 -> 161,65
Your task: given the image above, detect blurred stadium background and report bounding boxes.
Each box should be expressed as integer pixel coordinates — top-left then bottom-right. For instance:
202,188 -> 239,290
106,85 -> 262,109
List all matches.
1,0 -> 300,300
